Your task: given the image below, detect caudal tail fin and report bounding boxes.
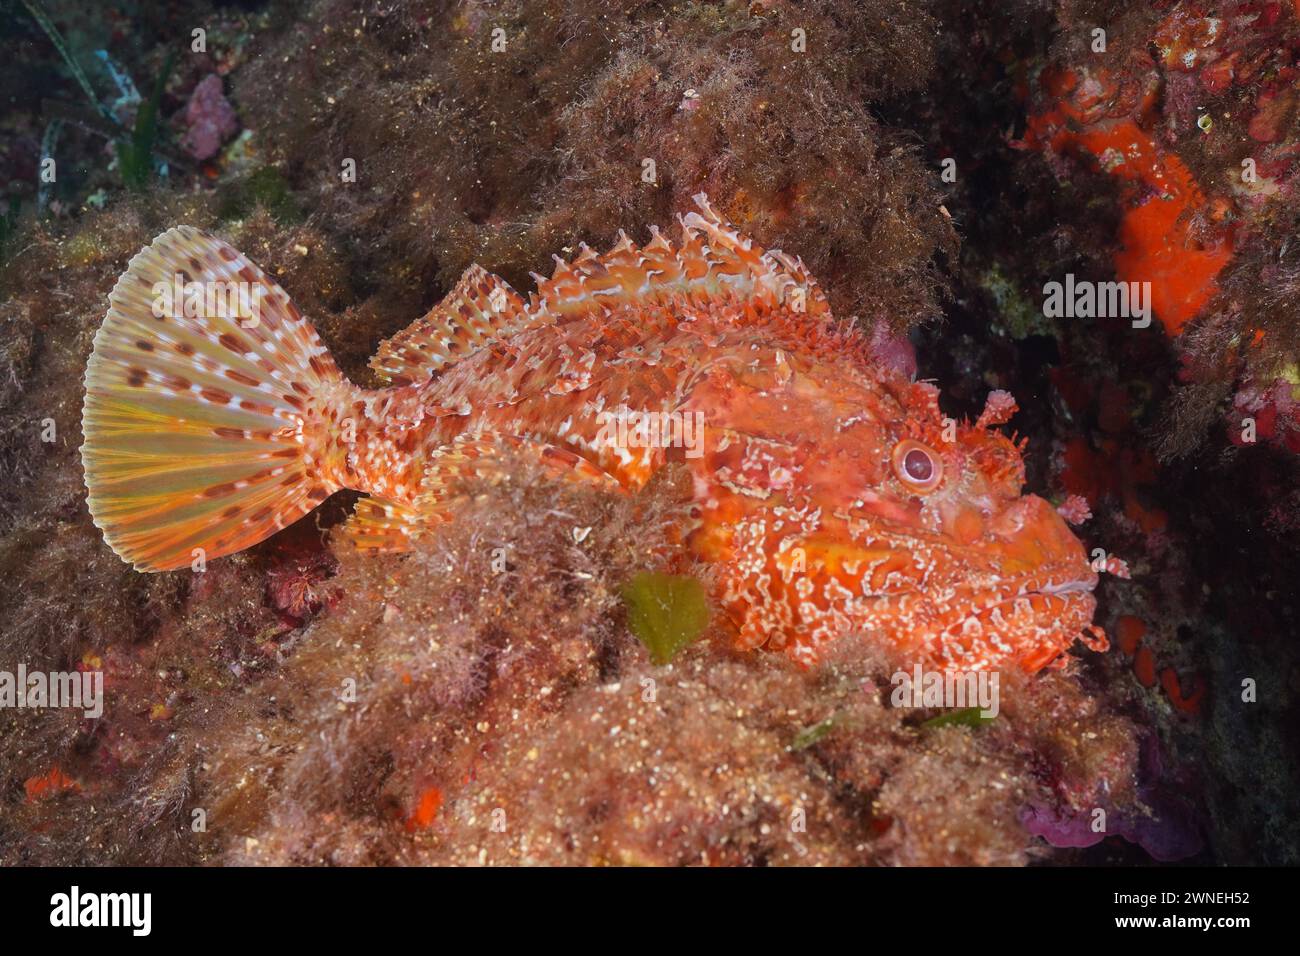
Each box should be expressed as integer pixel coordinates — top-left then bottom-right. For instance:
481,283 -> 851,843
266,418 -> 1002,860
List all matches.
81,226 -> 344,571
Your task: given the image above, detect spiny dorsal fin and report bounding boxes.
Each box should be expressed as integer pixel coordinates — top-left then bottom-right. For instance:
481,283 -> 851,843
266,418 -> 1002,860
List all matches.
531,193 -> 832,320
368,264 -> 530,387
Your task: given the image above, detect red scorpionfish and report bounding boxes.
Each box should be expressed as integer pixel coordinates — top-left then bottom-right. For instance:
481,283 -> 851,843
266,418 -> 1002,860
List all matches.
82,195 -> 1107,672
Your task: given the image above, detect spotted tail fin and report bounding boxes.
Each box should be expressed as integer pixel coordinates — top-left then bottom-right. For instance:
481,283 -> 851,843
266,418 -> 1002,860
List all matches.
81,226 -> 345,571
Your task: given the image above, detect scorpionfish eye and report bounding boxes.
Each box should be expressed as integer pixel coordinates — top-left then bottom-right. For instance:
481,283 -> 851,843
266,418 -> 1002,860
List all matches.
891,439 -> 943,493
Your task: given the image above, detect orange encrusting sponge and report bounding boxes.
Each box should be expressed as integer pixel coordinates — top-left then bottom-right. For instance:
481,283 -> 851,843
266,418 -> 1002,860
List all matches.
1023,70 -> 1233,336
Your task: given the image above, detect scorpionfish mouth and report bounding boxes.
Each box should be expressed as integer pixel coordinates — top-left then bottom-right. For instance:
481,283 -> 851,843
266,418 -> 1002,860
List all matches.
921,494 -> 1103,672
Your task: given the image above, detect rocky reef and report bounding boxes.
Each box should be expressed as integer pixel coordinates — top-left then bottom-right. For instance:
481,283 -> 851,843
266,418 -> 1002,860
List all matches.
1,0 -> 1296,865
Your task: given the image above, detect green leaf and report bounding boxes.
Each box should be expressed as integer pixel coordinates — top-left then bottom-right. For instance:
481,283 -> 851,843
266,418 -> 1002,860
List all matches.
920,707 -> 997,730
117,52 -> 174,191
621,572 -> 709,665
791,717 -> 836,751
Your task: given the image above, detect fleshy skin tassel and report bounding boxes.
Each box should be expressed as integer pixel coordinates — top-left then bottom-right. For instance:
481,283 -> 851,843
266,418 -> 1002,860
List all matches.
82,195 -> 1106,673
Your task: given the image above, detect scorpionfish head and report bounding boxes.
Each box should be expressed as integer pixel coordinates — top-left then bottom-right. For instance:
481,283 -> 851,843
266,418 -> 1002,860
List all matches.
849,378 -> 1103,673
692,355 -> 1103,673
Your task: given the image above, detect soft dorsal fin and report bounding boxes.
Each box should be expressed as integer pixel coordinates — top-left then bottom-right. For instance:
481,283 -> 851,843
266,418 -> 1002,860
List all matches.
368,264 -> 530,387
529,193 -> 832,320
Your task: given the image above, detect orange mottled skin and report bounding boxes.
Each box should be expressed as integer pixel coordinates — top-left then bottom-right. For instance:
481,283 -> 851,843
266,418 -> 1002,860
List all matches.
307,205 -> 1104,671
83,196 -> 1105,672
